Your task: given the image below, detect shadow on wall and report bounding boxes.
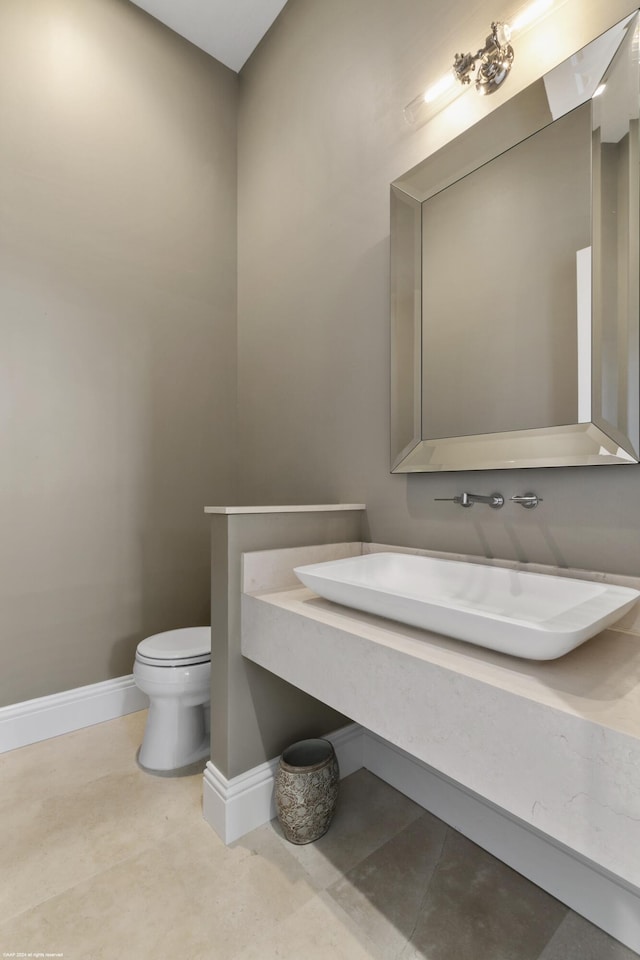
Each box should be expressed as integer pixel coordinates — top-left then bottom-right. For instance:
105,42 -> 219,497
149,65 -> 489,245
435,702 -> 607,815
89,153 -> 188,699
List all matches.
406,463 -> 640,576
244,660 -> 349,763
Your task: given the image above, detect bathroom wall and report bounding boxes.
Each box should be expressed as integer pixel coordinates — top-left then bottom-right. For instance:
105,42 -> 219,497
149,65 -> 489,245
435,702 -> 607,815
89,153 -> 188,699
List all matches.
0,0 -> 238,706
3,0 -> 638,712
236,0 -> 640,578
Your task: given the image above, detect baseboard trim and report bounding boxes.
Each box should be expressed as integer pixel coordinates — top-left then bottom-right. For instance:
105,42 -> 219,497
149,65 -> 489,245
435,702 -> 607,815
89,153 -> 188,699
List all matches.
0,676 -> 148,754
202,722 -> 364,845
202,724 -> 640,953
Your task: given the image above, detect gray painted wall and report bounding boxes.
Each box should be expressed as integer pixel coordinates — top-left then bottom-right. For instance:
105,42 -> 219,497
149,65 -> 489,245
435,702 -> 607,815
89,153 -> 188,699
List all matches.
237,0 -> 640,578
0,0 -> 238,706
3,0 -> 640,712
209,510 -> 364,779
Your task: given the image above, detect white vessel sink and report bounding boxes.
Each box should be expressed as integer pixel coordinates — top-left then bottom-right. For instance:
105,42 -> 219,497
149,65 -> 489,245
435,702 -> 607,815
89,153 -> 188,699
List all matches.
293,552 -> 639,660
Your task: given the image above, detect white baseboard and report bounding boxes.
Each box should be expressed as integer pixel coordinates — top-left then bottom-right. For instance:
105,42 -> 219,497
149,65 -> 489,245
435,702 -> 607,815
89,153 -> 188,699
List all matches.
203,755 -> 280,845
203,724 -> 640,954
0,676 -> 148,754
203,723 -> 364,845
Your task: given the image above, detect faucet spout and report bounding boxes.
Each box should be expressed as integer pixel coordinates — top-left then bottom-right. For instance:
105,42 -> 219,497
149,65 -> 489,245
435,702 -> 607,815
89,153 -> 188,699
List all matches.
462,492 -> 504,508
434,491 -> 505,508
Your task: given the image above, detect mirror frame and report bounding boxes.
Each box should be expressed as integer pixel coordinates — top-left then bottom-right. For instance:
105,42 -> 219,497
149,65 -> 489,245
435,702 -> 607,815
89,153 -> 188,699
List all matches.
390,13 -> 640,473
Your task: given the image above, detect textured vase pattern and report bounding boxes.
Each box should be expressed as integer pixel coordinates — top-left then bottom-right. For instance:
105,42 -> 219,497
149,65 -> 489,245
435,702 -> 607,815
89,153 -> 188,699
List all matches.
275,740 -> 339,844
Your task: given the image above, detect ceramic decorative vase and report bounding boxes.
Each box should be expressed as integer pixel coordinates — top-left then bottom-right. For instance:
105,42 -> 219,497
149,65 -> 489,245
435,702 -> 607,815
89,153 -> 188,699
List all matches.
275,738 -> 339,844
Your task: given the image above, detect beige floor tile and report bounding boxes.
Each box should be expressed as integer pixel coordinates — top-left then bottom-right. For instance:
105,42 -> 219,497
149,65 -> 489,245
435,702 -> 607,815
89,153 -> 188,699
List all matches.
0,711 -> 148,809
1,714 -> 635,960
239,769 -> 425,890
327,811 -> 448,959
1,756 -> 206,922
0,815 -> 316,960
231,892 -> 381,960
399,831 -> 567,960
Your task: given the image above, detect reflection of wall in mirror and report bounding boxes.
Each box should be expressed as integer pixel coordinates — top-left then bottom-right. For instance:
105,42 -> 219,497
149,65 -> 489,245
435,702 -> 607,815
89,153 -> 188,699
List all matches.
421,103 -> 591,441
593,125 -> 635,441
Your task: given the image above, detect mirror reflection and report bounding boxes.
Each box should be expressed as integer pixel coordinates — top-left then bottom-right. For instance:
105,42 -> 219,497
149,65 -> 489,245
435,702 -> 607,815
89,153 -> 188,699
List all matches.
391,12 -> 640,473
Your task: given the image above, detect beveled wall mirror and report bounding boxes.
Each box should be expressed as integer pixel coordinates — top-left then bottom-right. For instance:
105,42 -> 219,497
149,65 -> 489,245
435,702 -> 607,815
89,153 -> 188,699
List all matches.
391,12 -> 640,472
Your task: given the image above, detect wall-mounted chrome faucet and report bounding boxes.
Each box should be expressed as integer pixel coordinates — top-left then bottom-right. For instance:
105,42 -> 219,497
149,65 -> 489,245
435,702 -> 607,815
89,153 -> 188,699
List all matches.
434,491 -> 543,509
434,491 -> 505,509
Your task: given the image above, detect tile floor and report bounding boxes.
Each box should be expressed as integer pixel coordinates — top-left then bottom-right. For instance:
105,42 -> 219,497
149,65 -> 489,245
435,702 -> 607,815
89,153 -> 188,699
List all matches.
0,711 -> 637,960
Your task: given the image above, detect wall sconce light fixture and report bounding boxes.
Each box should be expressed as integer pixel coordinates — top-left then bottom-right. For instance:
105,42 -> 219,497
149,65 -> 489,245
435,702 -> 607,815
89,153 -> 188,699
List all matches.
404,0 -> 561,123
453,21 -> 514,95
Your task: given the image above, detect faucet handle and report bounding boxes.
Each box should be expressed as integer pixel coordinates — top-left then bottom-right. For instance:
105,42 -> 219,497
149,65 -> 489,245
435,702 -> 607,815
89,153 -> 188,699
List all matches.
510,493 -> 543,509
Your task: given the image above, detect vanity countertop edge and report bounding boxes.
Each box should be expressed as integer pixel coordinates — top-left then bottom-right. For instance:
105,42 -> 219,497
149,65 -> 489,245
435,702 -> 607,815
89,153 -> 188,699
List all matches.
240,541 -> 640,890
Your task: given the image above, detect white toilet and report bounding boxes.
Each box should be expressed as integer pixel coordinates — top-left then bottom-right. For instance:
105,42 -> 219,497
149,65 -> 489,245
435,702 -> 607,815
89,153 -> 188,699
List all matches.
133,626 -> 211,772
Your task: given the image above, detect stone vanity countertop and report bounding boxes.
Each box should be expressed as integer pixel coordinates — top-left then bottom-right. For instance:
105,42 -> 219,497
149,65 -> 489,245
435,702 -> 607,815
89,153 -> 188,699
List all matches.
251,585 -> 640,738
241,542 -> 640,891
242,543 -> 640,742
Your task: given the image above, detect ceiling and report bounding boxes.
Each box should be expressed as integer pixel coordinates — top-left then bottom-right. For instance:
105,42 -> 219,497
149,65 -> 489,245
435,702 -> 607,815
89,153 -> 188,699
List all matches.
128,0 -> 288,72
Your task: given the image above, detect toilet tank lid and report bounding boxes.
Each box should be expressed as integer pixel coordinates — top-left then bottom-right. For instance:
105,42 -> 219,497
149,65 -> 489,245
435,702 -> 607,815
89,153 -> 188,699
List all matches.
138,626 -> 211,660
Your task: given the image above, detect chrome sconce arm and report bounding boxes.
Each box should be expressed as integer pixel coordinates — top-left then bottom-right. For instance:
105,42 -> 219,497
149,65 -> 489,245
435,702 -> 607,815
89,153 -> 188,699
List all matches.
453,22 -> 514,95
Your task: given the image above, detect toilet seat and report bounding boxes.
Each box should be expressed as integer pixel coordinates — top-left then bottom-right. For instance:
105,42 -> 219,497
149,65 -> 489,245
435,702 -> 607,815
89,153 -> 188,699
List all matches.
135,651 -> 210,667
135,626 -> 211,668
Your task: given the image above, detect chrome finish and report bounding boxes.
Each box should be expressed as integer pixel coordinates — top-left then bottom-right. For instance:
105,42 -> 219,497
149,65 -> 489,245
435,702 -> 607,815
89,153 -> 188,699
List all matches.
453,22 -> 514,96
510,493 -> 543,509
435,491 -> 504,508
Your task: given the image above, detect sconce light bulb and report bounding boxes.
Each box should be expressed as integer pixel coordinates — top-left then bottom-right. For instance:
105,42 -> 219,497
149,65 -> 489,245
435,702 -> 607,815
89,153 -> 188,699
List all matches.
404,0 -> 565,122
509,0 -> 554,35
423,71 -> 457,103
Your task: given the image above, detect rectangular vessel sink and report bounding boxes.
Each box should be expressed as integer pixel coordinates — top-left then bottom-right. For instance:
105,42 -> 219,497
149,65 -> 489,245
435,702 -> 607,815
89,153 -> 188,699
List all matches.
294,552 -> 639,660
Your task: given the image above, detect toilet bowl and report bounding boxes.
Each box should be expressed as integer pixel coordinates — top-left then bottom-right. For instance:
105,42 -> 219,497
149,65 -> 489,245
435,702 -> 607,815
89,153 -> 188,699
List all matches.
133,626 -> 211,772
